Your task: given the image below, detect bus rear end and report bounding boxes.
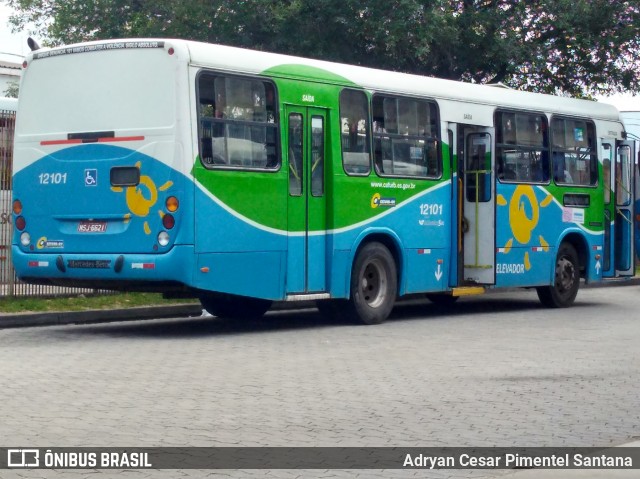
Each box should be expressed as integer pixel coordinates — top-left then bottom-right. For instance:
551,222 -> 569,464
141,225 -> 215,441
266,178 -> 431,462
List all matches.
12,40 -> 194,290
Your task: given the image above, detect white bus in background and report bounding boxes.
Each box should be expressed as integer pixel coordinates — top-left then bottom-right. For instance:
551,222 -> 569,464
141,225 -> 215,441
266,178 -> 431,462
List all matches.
621,112 -> 640,141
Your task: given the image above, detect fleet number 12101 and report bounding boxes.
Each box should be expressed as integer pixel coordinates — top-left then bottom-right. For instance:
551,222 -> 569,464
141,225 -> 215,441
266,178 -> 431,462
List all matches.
38,172 -> 68,184
420,203 -> 443,215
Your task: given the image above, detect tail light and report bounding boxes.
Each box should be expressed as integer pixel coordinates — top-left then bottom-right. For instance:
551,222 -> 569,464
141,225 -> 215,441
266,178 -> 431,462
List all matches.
15,216 -> 26,231
166,196 -> 179,212
162,214 -> 175,230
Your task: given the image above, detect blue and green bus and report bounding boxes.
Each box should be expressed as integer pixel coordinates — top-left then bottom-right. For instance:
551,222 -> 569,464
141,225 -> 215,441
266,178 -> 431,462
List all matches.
11,39 -> 636,324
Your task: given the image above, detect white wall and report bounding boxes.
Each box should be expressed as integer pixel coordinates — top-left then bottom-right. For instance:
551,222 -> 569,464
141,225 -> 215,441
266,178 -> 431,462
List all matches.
0,52 -> 22,97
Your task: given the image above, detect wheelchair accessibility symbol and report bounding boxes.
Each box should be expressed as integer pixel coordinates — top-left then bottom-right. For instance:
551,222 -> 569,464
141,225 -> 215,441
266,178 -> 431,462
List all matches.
85,169 -> 98,186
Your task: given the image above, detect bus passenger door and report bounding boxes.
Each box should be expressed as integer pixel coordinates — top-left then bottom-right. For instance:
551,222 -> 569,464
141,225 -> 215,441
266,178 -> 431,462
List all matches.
285,106 -> 328,293
601,141 -> 615,277
614,140 -> 635,276
460,127 -> 496,284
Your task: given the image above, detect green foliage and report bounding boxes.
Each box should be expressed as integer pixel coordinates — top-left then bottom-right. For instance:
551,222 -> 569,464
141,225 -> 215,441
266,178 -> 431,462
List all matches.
3,80 -> 19,98
5,0 -> 640,96
0,292 -> 195,313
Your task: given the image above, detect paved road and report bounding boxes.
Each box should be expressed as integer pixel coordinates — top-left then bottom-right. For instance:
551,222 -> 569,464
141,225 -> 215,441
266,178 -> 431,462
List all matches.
1,286 -> 639,478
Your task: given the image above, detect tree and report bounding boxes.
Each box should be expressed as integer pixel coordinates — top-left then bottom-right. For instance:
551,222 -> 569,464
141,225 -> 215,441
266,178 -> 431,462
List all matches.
3,80 -> 19,98
6,0 -> 640,97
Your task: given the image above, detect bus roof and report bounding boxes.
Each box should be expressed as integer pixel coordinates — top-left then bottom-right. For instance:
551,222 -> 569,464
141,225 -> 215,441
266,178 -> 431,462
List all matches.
28,38 -> 621,122
185,40 -> 621,121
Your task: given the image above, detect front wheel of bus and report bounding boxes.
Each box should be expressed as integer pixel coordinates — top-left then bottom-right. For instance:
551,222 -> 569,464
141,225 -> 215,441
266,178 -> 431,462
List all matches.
536,242 -> 580,308
346,242 -> 397,325
200,293 -> 272,319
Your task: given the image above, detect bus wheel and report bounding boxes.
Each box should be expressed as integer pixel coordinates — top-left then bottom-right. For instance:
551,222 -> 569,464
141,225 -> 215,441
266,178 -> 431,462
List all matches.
200,293 -> 272,319
346,242 -> 397,325
536,242 -> 580,308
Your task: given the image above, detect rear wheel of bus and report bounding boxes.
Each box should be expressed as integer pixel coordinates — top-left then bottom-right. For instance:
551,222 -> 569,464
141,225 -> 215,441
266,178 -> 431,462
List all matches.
345,242 -> 397,325
536,242 -> 580,308
200,293 -> 272,319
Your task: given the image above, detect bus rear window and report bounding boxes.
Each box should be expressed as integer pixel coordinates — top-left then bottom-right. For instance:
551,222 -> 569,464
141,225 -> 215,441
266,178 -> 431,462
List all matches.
17,49 -> 175,135
198,73 -> 278,170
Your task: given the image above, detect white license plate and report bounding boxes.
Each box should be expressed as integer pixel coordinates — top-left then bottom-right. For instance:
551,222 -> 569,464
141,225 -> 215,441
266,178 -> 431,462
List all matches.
77,221 -> 107,233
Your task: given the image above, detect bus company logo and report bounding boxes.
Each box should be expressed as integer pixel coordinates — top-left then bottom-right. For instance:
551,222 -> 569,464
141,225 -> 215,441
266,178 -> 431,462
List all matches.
8,449 -> 40,467
371,193 -> 396,209
36,237 -> 64,250
497,185 -> 552,271
111,161 -> 173,235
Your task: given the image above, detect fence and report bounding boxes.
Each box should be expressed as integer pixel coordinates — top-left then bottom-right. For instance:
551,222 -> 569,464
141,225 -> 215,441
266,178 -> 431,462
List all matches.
1,107 -> 111,298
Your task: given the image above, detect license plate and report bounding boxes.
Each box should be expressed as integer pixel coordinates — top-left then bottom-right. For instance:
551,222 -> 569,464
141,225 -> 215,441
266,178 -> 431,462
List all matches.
78,221 -> 107,233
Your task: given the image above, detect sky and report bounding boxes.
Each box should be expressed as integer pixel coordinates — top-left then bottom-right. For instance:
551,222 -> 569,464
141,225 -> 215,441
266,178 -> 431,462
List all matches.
2,5 -> 640,110
0,3 -> 30,58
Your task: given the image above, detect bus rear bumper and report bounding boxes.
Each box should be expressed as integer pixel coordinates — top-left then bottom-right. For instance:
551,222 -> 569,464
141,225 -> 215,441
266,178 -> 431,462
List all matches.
11,245 -> 195,287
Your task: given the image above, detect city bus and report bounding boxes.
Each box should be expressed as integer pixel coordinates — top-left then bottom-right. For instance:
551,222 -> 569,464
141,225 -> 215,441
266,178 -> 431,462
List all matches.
620,111 -> 640,263
11,39 -> 636,324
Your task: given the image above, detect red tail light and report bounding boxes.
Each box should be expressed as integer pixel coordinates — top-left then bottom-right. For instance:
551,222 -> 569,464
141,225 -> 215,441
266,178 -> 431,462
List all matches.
162,214 -> 175,230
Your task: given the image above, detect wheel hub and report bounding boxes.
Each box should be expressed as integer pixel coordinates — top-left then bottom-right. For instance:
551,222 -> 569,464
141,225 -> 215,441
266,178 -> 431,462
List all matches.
360,260 -> 387,308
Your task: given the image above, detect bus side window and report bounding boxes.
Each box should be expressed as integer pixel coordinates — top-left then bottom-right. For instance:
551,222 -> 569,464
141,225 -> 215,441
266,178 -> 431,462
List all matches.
372,94 -> 441,178
340,89 -> 371,175
551,118 -> 597,186
495,110 -> 549,183
197,73 -> 279,170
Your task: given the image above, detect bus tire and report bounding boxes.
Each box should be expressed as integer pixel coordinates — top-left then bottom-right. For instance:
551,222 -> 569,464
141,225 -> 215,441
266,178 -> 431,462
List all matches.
200,293 -> 272,319
536,242 -> 580,308
346,242 -> 397,325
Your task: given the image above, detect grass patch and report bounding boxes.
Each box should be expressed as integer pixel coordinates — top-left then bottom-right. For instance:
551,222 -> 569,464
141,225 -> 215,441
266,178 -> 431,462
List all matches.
0,292 -> 197,314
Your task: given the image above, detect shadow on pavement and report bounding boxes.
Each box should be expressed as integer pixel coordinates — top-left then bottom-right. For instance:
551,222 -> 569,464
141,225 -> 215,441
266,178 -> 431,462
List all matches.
49,293 -> 602,340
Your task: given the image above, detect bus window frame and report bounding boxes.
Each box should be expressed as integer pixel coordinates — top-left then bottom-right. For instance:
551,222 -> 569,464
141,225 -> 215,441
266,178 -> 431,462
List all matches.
495,109 -> 551,186
371,92 -> 443,180
550,115 -> 598,188
195,69 -> 281,173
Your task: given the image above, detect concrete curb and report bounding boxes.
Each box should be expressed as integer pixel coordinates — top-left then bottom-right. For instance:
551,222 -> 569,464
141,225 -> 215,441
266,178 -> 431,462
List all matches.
0,304 -> 204,329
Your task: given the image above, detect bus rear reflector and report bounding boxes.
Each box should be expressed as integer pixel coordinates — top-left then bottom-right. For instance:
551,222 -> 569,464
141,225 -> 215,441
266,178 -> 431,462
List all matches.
41,136 -> 145,146
131,263 -> 155,270
28,261 -> 49,268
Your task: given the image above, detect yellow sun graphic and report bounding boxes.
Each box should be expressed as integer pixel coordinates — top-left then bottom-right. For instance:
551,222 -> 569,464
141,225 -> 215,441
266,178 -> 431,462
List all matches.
111,161 -> 173,235
497,185 -> 552,270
